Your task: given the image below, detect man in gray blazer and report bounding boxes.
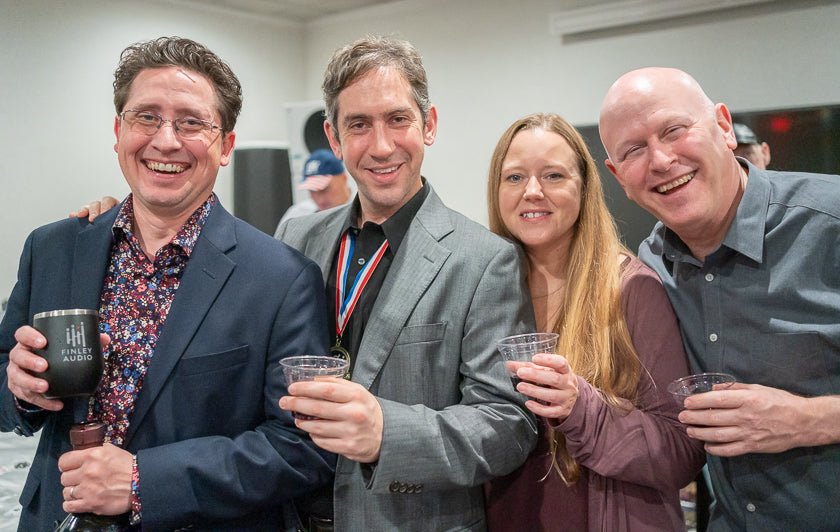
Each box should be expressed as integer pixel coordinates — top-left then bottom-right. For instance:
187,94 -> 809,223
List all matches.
276,35 -> 537,531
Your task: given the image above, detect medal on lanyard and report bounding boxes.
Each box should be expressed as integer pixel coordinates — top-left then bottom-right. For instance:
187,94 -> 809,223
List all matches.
332,229 -> 389,378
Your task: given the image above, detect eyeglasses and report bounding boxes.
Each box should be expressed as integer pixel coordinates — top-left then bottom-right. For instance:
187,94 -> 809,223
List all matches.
119,109 -> 223,139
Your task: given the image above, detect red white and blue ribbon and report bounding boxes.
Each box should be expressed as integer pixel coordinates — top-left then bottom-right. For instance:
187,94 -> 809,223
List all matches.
335,230 -> 389,338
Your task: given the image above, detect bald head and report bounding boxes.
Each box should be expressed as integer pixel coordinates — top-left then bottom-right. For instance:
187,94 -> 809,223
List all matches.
597,67 -> 745,259
599,67 -> 717,160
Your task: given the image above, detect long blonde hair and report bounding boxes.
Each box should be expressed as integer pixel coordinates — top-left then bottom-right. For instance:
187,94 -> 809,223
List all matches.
487,113 -> 642,484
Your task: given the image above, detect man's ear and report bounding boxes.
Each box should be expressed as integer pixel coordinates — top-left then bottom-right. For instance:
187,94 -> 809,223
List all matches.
761,142 -> 771,168
324,121 -> 343,160
605,158 -> 626,190
423,105 -> 438,146
114,115 -> 121,153
220,131 -> 236,167
715,103 -> 737,150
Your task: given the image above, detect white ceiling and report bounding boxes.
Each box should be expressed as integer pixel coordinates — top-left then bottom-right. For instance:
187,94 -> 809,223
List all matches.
156,0 -> 398,23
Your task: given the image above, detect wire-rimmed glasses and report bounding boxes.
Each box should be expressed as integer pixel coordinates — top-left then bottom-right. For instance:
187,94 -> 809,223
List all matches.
119,109 -> 223,139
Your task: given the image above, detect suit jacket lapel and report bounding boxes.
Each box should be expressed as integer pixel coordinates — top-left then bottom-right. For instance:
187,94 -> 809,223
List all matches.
71,208 -> 120,310
124,204 -> 236,445
353,190 -> 453,390
305,208 -> 349,280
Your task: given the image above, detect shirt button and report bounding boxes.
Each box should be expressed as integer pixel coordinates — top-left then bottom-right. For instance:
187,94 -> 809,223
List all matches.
705,273 -> 714,282
709,333 -> 718,342
746,503 -> 756,512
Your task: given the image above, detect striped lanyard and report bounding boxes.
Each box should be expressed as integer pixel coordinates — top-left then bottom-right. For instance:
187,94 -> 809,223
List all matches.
335,229 -> 389,339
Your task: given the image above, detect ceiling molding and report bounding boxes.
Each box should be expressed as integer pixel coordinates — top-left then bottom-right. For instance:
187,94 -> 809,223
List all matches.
550,0 -> 777,38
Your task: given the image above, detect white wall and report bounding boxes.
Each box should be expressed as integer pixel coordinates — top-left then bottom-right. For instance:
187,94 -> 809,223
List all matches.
3,0 -> 840,300
1,0 -> 306,299
304,0 -> 840,225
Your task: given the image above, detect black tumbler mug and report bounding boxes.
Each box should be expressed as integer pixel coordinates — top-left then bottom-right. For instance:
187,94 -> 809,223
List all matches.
32,309 -> 103,399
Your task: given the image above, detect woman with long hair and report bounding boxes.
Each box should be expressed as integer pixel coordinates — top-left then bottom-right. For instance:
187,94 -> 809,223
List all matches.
484,113 -> 705,531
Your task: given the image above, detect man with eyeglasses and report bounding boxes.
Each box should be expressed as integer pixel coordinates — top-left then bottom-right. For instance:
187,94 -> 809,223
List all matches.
0,37 -> 334,530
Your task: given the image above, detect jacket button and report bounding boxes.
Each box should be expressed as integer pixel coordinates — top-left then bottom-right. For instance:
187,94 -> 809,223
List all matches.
398,483 -> 408,493
389,481 -> 400,493
416,484 -> 423,493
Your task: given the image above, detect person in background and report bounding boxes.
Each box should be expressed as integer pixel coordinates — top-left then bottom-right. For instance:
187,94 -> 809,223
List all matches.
600,66 -> 840,531
0,36 -> 334,530
733,123 -> 771,170
483,113 -> 705,531
275,35 -> 537,531
274,148 -> 354,230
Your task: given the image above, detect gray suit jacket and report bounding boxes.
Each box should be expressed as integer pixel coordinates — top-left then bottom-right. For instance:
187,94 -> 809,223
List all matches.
277,185 -> 537,531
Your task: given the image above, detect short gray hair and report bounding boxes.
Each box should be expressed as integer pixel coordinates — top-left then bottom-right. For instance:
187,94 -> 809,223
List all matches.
322,35 -> 431,138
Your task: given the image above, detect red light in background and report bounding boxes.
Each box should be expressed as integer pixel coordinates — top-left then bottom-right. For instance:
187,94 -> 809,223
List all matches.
771,117 -> 791,132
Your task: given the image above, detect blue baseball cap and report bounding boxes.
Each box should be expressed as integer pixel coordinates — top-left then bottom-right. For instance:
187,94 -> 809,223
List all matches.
299,149 -> 345,191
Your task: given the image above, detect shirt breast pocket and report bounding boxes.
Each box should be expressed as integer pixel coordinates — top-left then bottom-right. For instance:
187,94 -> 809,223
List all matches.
172,346 -> 259,436
746,331 -> 837,396
384,323 -> 453,407
395,322 -> 447,346
177,345 -> 250,377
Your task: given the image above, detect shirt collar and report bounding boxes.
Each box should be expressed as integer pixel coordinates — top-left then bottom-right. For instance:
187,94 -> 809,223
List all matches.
661,160 -> 768,266
718,159 -> 768,263
344,178 -> 429,254
112,193 -> 216,257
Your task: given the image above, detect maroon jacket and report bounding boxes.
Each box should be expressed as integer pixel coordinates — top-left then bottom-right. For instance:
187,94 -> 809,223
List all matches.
486,257 -> 705,531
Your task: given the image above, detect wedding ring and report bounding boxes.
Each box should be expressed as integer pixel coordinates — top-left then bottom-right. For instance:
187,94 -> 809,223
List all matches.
69,486 -> 76,500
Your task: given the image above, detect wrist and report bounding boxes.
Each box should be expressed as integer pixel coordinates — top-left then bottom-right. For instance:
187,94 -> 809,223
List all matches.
14,396 -> 43,414
802,395 -> 840,447
130,454 -> 142,525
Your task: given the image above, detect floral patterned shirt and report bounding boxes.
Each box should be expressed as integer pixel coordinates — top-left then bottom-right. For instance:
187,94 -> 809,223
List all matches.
89,193 -> 214,520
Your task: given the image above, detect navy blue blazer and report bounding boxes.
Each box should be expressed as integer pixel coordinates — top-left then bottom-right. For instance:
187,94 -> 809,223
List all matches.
0,201 -> 335,531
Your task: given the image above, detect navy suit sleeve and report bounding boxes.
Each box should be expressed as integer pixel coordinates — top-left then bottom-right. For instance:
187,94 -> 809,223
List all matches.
0,233 -> 39,434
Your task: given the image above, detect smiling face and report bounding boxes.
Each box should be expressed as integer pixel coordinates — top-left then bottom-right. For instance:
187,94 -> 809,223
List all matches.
498,128 -> 583,258
114,66 -> 235,221
600,68 -> 743,251
324,66 -> 436,224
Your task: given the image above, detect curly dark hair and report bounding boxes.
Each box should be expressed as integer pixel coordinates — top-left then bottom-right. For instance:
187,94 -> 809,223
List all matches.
113,36 -> 242,132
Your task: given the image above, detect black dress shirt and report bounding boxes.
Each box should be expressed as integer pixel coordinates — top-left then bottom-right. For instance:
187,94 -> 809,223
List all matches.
326,181 -> 429,375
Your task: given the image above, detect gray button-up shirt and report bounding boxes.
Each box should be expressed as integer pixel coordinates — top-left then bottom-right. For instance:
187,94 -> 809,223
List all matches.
639,160 -> 840,531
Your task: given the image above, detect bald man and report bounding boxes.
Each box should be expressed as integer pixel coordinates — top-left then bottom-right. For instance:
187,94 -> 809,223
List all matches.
600,67 -> 840,531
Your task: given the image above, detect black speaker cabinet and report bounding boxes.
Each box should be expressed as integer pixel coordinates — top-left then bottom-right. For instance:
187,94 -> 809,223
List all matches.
233,147 -> 292,236
303,109 -> 331,153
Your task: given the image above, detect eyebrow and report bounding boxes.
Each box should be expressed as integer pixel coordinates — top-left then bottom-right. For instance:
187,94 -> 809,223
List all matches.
612,141 -> 637,160
341,107 -> 415,126
127,102 -> 214,119
501,162 -> 573,174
